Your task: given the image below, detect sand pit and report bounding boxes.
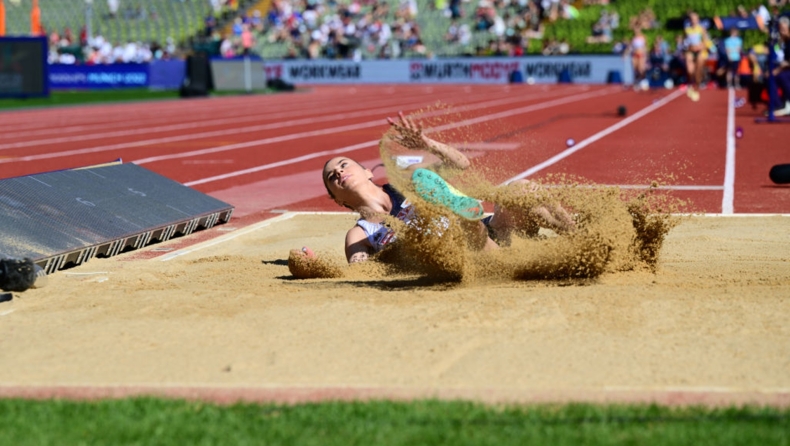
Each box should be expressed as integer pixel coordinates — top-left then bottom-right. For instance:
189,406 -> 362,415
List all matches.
0,214 -> 788,405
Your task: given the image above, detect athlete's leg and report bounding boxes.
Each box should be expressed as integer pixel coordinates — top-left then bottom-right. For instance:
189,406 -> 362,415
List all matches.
685,52 -> 697,88
411,168 -> 485,220
486,179 -> 576,242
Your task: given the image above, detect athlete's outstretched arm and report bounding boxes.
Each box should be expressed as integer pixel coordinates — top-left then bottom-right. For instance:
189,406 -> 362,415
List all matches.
387,111 -> 470,170
345,226 -> 372,263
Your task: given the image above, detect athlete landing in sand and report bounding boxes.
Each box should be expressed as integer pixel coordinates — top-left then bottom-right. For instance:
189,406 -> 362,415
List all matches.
288,112 -> 576,278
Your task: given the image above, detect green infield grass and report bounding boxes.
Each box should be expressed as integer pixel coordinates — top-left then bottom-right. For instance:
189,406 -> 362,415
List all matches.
0,398 -> 788,445
0,89 -> 279,110
0,90 -> 181,110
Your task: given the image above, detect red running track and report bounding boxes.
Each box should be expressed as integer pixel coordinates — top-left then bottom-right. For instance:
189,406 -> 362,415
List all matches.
1,85 -> 788,224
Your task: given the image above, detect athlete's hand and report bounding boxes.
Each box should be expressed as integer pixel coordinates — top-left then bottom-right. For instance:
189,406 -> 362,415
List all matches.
387,111 -> 429,151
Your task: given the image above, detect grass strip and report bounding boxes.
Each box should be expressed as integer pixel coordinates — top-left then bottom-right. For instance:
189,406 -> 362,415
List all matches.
0,89 -> 279,110
0,90 -> 181,110
0,398 -> 788,445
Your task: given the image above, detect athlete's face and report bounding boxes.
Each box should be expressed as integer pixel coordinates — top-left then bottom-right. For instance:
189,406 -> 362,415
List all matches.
323,157 -> 373,201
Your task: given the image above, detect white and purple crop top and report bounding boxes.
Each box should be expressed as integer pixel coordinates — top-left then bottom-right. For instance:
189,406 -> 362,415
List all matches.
356,184 -> 417,253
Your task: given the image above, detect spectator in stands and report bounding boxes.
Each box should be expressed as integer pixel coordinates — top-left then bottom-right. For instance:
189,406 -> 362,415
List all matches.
612,38 -> 629,55
307,34 -> 323,59
205,14 -> 217,37
667,34 -> 686,84
648,35 -> 670,83
629,8 -> 658,31
557,38 -> 570,55
475,1 -> 496,32
401,0 -> 418,19
768,16 -> 790,116
241,24 -> 255,56
724,28 -> 744,88
232,16 -> 244,37
684,11 -> 712,101
107,0 -> 119,19
445,19 -> 461,43
457,23 -> 472,46
523,4 -> 545,40
542,38 -> 562,55
401,20 -> 427,56
220,34 -> 235,58
544,0 -> 560,23
587,9 -> 613,44
250,10 -> 264,33
211,0 -> 223,15
449,0 -> 463,20
336,9 -> 360,58
559,0 -> 578,20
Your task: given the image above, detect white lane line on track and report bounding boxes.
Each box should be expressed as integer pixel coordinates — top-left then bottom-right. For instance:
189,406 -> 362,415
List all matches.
155,212 -> 375,261
722,87 -> 736,214
543,184 -> 724,191
6,86 -> 584,150
0,94 -> 452,151
504,88 -> 685,184
159,213 -> 297,261
138,87 -> 596,166
183,88 -> 617,186
0,91 -> 434,140
0,87 -> 381,128
1,87 -> 584,165
0,93 -> 391,134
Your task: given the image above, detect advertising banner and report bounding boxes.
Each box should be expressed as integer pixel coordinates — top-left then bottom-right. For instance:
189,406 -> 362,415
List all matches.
149,60 -> 186,90
262,60 -> 397,84
257,56 -> 631,85
48,64 -> 149,89
41,56 -> 631,92
408,60 -> 520,83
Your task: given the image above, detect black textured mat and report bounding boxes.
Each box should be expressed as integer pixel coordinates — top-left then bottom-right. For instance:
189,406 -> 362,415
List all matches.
0,164 -> 233,273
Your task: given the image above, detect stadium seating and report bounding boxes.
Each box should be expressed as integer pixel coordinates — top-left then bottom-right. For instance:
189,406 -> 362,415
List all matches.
251,0 -> 774,59
592,0 -> 765,53
3,0 -> 213,47
3,0 -> 774,59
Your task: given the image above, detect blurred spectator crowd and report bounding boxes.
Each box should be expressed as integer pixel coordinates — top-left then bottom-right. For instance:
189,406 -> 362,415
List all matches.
257,0 -> 425,60
612,4 -> 787,93
47,26 -> 179,65
208,0 -> 593,60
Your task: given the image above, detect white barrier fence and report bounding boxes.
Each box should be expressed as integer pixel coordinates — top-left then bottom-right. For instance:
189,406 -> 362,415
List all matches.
211,56 -> 634,90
